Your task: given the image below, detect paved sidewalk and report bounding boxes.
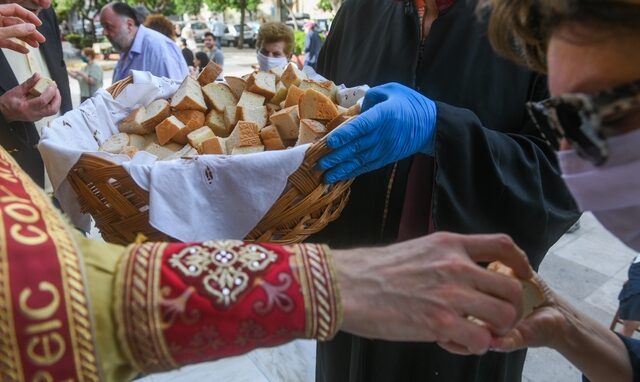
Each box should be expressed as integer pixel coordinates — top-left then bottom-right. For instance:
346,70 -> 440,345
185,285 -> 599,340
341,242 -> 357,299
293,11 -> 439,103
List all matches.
137,213 -> 637,382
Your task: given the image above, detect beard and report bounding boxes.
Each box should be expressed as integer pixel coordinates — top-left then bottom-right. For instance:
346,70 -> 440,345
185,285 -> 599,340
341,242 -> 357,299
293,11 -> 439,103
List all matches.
108,26 -> 132,52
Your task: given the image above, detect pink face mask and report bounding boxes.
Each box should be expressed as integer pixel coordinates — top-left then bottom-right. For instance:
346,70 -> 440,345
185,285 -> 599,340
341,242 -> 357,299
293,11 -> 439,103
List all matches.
557,128 -> 640,251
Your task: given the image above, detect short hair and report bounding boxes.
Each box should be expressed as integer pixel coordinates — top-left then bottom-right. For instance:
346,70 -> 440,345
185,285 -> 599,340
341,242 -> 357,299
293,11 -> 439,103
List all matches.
81,48 -> 96,59
145,14 -> 175,39
257,22 -> 295,56
204,31 -> 214,39
109,2 -> 141,27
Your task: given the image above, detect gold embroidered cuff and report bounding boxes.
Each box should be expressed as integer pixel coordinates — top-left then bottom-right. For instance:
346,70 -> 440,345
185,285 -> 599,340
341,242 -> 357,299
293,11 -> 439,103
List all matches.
114,242 -> 177,373
293,244 -> 343,341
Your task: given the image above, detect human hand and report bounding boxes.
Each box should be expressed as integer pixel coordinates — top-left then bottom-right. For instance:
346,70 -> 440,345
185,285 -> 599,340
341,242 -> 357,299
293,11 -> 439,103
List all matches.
486,276 -> 567,352
318,82 -> 437,184
0,73 -> 61,122
333,232 -> 532,355
0,4 -> 45,53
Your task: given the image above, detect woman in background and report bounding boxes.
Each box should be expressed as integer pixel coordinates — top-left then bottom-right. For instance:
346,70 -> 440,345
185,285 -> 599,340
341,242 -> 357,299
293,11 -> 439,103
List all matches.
69,48 -> 103,102
255,22 -> 295,71
193,51 -> 210,75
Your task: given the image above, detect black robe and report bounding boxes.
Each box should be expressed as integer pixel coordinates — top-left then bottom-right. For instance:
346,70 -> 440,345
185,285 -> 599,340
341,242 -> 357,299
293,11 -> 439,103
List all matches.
0,8 -> 72,188
311,0 -> 580,381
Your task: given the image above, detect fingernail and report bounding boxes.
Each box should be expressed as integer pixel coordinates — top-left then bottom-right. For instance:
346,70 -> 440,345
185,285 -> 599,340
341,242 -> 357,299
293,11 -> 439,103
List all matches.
23,24 -> 36,31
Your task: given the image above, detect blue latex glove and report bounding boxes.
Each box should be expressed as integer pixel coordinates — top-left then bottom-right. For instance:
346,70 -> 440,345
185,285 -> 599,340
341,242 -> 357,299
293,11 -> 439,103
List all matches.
318,82 -> 438,184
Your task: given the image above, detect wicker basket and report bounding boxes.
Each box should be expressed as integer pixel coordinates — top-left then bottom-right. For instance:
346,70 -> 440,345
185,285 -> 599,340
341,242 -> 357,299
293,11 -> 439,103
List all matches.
66,76 -> 353,245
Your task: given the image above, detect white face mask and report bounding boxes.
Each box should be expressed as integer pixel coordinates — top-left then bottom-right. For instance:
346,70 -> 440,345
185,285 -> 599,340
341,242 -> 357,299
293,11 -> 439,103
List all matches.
557,128 -> 640,251
257,51 -> 288,71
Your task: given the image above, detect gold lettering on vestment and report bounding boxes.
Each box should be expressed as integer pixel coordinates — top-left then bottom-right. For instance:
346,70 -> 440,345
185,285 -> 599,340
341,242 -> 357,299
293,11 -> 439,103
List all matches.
0,165 -> 18,183
10,224 -> 48,245
26,332 -> 66,366
19,282 -> 61,321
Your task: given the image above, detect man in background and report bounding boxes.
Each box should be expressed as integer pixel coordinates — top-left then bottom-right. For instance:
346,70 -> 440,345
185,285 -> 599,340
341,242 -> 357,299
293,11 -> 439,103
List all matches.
100,2 -> 187,82
303,21 -> 322,70
0,0 -> 70,188
203,31 -> 223,78
212,17 -> 225,49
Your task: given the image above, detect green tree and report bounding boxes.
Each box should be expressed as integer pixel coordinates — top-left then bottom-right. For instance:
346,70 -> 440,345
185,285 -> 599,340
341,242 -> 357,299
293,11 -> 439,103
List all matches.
317,0 -> 342,12
54,0 -> 109,37
127,0 -> 176,15
204,0 -> 261,49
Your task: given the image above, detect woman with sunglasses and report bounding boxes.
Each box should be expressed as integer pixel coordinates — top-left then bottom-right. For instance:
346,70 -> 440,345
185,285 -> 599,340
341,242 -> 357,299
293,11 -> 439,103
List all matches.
456,1 -> 639,381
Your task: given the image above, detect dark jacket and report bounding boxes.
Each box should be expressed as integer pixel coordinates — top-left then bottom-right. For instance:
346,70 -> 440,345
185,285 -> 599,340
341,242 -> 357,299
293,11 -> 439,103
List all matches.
0,8 -> 72,187
312,0 -> 580,381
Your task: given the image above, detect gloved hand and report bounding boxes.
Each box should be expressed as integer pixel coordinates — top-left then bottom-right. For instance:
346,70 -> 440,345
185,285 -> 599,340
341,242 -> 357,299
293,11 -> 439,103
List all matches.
318,82 -> 438,184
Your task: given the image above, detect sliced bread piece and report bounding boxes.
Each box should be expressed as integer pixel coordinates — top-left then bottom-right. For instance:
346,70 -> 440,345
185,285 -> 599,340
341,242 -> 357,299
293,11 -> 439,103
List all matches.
170,76 -> 207,112
224,76 -> 246,99
280,63 -> 307,88
205,109 -> 230,137
236,121 -> 261,147
197,60 -> 223,86
260,125 -> 285,150
299,79 -> 338,102
145,142 -> 181,160
236,91 -> 266,109
247,71 -> 277,99
172,110 -> 205,144
224,106 -> 238,131
296,119 -> 327,145
341,103 -> 361,117
99,133 -> 130,154
298,89 -> 339,120
269,81 -> 288,105
201,136 -> 227,155
269,105 -> 300,140
237,105 -> 268,129
155,115 -> 186,145
165,144 -> 197,160
118,107 -> 149,135
141,99 -> 171,131
128,133 -> 148,150
284,84 -> 305,108
28,76 -> 56,97
487,261 -> 546,320
269,65 -> 286,81
202,82 -> 237,112
187,126 -> 216,152
231,145 -> 265,155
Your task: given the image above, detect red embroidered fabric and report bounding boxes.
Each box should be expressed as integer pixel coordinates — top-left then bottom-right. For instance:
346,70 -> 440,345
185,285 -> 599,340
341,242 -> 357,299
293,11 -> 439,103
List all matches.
116,240 -> 341,373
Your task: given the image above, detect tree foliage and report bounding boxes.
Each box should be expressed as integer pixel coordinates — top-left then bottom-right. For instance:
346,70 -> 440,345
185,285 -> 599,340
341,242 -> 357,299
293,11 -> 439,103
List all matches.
127,0 -> 176,15
317,0 -> 342,12
204,0 -> 261,48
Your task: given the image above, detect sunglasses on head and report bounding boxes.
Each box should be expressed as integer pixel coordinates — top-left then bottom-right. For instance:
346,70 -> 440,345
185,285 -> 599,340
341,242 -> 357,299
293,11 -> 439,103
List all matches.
527,79 -> 640,166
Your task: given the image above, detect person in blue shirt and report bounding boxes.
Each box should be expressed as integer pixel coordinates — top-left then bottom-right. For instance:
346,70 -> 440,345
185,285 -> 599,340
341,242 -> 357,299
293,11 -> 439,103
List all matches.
99,2 -> 188,82
619,256 -> 640,337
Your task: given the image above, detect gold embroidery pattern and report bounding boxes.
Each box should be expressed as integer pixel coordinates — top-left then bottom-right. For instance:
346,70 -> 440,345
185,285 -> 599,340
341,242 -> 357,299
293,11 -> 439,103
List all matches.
291,244 -> 342,341
0,212 -> 21,381
1,150 -> 101,381
117,242 -> 177,373
168,241 -> 278,307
